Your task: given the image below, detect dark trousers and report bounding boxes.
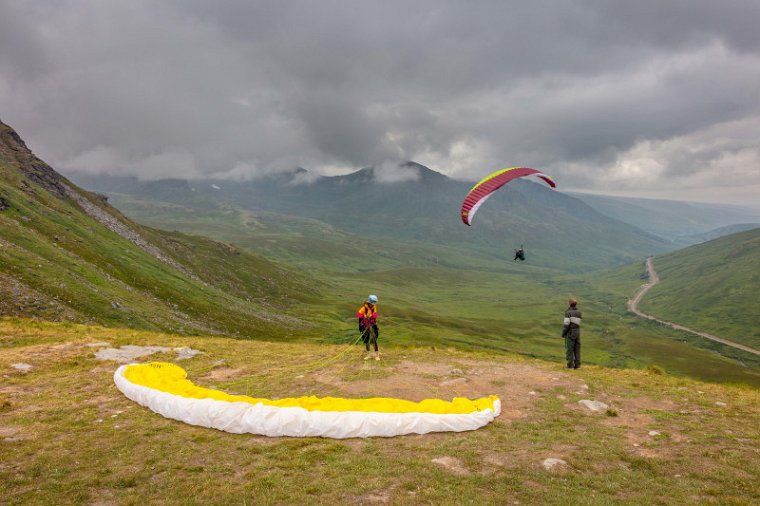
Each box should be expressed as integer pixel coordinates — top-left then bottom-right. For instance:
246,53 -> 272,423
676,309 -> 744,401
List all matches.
362,325 -> 379,352
565,336 -> 580,369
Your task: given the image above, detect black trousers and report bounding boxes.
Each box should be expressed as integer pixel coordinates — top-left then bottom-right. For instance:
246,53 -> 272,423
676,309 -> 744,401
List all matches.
361,325 -> 379,352
565,336 -> 580,369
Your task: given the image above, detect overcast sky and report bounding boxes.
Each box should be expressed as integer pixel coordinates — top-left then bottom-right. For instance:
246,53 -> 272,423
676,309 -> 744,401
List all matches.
1,1 -> 759,205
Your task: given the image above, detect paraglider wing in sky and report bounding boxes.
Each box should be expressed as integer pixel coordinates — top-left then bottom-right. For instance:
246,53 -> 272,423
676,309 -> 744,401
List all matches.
460,167 -> 556,226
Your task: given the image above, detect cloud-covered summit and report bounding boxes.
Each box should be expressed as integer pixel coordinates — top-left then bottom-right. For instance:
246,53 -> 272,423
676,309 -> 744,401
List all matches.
1,1 -> 758,205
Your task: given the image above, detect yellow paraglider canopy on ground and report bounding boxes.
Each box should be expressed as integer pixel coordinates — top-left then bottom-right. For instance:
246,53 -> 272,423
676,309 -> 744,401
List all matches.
115,362 -> 501,438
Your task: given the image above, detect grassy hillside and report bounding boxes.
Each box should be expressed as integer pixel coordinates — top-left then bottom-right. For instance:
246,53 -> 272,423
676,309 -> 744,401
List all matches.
638,227 -> 760,349
98,193 -> 559,274
75,192 -> 760,386
2,319 -> 760,505
3,118 -> 758,388
71,165 -> 672,272
0,120 -> 316,338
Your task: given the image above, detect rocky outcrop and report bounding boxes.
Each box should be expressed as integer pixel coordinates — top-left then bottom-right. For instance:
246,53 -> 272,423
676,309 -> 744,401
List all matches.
0,119 -> 69,199
0,117 -> 199,281
63,184 -> 200,281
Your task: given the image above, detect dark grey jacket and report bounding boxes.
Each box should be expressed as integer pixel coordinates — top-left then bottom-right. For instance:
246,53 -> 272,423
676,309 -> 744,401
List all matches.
562,307 -> 582,339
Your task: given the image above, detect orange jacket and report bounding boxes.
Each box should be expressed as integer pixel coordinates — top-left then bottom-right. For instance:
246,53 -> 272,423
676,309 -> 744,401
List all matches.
356,302 -> 378,325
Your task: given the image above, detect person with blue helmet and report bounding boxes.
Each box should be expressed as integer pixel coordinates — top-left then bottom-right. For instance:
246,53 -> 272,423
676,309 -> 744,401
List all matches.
357,295 -> 380,360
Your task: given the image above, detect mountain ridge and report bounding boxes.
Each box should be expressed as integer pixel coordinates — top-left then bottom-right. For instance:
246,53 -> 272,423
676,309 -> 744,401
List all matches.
0,117 -> 316,336
69,163 -> 672,272
568,191 -> 760,241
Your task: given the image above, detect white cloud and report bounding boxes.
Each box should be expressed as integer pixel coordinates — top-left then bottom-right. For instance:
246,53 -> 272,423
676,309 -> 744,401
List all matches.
289,170 -> 322,185
373,161 -> 420,184
58,145 -> 123,175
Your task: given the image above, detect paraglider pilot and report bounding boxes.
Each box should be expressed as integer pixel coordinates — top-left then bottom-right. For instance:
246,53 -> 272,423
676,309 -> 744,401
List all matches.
562,298 -> 582,369
357,295 -> 380,360
514,245 -> 525,261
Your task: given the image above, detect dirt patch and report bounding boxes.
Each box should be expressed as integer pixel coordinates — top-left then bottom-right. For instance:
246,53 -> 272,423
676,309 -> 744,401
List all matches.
202,367 -> 246,382
87,489 -> 118,506
431,456 -> 470,476
596,397 -> 697,461
483,452 -> 510,468
1,341 -> 83,366
83,394 -> 120,415
618,397 -> 681,412
0,424 -> 25,441
352,490 -> 391,504
0,425 -> 21,437
0,383 -> 41,398
605,407 -> 654,425
635,448 -> 664,458
310,358 -> 582,427
90,364 -> 119,375
602,397 -> 684,449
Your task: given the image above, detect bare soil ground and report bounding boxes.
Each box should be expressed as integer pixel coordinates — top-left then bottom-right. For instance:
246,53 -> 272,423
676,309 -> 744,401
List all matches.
2,321 -> 760,505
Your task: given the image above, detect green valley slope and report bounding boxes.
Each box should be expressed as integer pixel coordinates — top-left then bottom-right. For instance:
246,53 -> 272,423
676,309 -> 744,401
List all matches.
637,227 -> 760,349
71,164 -> 672,273
0,119 -> 316,338
63,173 -> 760,385
3,118 -> 759,386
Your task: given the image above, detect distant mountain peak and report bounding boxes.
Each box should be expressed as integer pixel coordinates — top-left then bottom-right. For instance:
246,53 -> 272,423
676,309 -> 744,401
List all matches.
338,161 -> 448,184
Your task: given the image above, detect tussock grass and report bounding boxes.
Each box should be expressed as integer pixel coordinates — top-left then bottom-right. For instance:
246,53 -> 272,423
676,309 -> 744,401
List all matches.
2,319 -> 760,505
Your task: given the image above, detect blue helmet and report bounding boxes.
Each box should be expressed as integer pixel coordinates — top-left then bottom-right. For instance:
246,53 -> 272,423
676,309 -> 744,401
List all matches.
368,294 -> 378,304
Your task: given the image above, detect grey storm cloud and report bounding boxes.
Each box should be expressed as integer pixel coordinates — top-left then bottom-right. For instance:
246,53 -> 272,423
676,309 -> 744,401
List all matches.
1,0 -> 759,204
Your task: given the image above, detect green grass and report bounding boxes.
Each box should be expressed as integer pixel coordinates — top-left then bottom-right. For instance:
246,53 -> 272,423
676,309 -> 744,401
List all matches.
298,264 -> 760,387
4,130 -> 760,388
638,228 -> 760,349
2,319 -> 760,505
79,194 -> 760,388
0,159 -> 317,339
5,117 -> 760,502
103,193 -> 547,275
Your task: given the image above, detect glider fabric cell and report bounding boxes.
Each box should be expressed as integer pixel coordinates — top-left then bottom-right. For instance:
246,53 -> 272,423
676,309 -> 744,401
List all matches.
114,362 -> 501,438
461,167 -> 557,226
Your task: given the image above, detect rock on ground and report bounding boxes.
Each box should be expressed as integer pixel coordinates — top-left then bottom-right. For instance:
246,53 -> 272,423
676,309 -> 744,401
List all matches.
542,458 -> 567,470
94,345 -> 170,363
578,399 -> 609,412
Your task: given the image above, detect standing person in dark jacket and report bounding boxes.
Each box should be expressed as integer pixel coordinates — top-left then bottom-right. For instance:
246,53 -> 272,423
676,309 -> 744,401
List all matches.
562,298 -> 582,369
357,295 -> 380,360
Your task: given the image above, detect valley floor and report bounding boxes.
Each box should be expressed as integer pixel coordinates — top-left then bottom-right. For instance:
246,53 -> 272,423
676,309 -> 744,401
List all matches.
2,319 -> 760,505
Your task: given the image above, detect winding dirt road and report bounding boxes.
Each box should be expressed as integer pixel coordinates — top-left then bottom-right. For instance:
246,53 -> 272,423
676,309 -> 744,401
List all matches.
628,257 -> 760,357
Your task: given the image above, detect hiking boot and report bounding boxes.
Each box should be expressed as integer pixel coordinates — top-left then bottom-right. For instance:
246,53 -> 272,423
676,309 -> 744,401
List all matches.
374,352 -> 381,361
